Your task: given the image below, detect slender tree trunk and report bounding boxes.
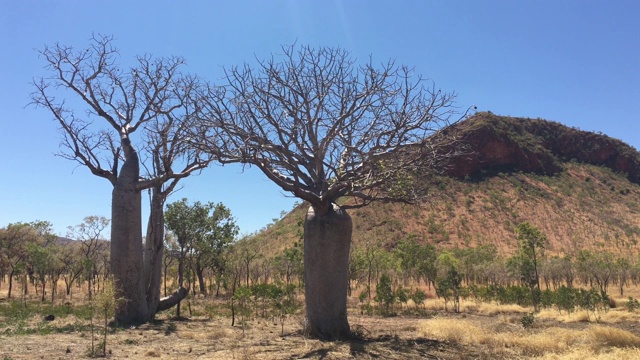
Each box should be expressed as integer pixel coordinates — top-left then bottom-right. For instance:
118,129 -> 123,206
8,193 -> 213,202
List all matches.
245,261 -> 250,287
41,280 -> 46,302
304,204 -> 352,340
51,276 -> 56,304
65,277 -> 72,296
163,263 -> 168,297
87,275 -> 93,301
8,269 -> 14,299
196,261 -> 206,295
111,138 -> 148,324
176,254 -> 186,318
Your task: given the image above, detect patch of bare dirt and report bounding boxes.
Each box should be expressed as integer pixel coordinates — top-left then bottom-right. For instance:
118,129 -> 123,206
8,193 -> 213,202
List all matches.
0,313 -> 474,360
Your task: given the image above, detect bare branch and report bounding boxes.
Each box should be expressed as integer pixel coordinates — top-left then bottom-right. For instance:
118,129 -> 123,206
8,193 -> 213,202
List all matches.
31,34 -> 214,190
195,45 -> 466,214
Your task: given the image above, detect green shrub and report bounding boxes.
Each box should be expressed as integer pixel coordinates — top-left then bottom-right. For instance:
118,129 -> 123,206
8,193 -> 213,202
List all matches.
521,312 -> 535,329
165,322 -> 177,335
410,289 -> 427,309
554,286 -> 577,314
540,289 -> 554,309
375,274 -> 396,315
395,287 -> 409,308
626,297 -> 640,313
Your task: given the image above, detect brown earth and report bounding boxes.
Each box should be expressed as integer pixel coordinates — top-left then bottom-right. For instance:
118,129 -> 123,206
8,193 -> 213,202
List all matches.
0,312 -> 460,359
4,308 -> 640,360
4,286 -> 640,360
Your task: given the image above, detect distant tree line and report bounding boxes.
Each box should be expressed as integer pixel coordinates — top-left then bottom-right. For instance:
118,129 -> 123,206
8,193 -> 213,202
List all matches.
4,214 -> 640,326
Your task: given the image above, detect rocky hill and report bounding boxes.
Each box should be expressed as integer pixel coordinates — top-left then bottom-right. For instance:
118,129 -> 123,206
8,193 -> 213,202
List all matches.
250,113 -> 640,257
444,112 -> 640,182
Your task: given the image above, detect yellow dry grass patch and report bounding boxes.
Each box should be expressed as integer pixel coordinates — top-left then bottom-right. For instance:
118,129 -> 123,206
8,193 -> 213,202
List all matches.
587,325 -> 640,350
143,349 -> 161,357
422,298 -> 446,311
537,309 -> 592,323
418,317 -> 485,344
537,307 -> 640,324
537,348 -> 640,360
539,347 -> 640,360
418,318 -> 640,358
597,309 -> 640,323
179,327 -> 233,341
423,298 -> 533,315
475,302 -> 531,315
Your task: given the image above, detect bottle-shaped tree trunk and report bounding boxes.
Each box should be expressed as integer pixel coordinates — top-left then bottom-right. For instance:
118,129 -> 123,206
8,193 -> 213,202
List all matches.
303,204 -> 352,340
111,138 -> 148,324
143,186 -> 165,318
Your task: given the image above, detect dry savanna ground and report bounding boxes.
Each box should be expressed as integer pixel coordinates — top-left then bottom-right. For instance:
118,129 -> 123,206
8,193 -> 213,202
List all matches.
3,286 -> 640,359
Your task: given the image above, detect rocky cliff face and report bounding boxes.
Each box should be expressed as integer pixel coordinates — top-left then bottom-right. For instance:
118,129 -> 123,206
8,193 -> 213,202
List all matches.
251,113 -> 640,256
445,113 -> 640,183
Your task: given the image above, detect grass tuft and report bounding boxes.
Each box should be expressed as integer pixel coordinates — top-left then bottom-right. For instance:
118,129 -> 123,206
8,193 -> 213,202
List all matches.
418,318 -> 640,358
143,349 -> 161,357
586,325 -> 640,350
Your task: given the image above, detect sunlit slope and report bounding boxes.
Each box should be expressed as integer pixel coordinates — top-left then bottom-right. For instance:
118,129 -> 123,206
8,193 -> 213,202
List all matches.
251,113 -> 640,257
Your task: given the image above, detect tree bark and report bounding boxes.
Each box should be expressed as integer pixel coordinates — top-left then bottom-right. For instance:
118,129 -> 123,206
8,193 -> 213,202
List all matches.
111,138 -> 149,324
175,253 -> 187,317
8,269 -> 14,299
143,186 -> 165,318
156,287 -> 189,312
304,203 -> 352,340
195,260 -> 206,295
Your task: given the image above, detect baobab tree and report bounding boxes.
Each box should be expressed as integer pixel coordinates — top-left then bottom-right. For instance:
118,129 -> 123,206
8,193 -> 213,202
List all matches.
194,45 -> 464,339
30,35 -> 212,324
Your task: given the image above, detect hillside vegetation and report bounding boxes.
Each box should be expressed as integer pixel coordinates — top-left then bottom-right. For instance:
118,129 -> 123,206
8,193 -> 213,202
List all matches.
4,113 -> 640,359
253,113 -> 640,257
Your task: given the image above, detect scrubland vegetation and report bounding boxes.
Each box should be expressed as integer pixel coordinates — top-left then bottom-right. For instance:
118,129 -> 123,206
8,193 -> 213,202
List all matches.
18,34 -> 640,357
3,212 -> 640,358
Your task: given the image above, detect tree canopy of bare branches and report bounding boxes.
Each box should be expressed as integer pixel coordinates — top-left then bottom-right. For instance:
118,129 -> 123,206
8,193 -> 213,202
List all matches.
31,34 -> 211,189
193,45 -> 464,339
30,34 -> 212,324
196,45 -> 462,215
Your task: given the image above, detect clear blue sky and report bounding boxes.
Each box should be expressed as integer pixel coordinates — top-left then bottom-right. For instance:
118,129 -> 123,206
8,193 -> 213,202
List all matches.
1,1 -> 639,237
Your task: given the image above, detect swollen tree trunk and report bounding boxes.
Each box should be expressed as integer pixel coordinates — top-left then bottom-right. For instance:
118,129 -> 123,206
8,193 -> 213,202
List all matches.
144,186 -> 189,318
304,203 -> 352,340
111,139 -> 149,324
143,187 -> 165,318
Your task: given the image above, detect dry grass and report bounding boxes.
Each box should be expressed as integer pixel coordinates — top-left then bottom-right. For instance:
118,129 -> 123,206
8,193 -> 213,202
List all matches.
5,279 -> 640,359
179,327 -> 233,341
537,307 -> 640,324
418,318 -> 485,344
537,309 -> 593,323
418,318 -> 640,358
598,310 -> 640,323
143,349 -> 162,357
539,348 -> 640,360
422,298 -> 533,315
474,301 -> 532,315
587,325 -> 640,350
